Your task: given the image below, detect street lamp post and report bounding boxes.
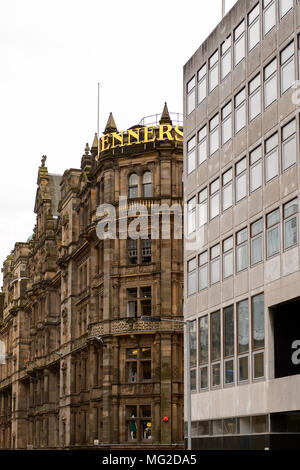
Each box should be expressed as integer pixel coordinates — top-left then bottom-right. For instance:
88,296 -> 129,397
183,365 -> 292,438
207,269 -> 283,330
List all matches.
141,316 -> 192,450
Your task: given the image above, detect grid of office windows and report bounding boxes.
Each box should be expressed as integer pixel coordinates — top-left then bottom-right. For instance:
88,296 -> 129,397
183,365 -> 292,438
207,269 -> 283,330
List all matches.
186,198 -> 298,296
193,293 -> 265,392
186,0 -> 296,116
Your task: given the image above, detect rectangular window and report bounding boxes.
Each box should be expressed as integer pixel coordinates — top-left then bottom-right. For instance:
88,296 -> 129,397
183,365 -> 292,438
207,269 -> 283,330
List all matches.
281,41 -> 295,94
236,157 -> 247,202
282,119 -> 297,171
198,125 -> 207,165
211,311 -> 221,387
249,74 -> 261,121
140,287 -> 151,316
252,293 -> 265,379
267,208 -> 280,257
234,20 -> 245,67
238,299 -> 249,382
221,102 -> 232,145
199,251 -> 208,291
250,146 -> 262,192
187,258 -> 197,296
234,88 -> 246,134
127,289 -> 137,318
251,218 -> 264,265
199,315 -> 209,390
236,228 -> 248,272
284,198 -> 298,250
187,196 -> 196,234
198,64 -> 207,104
222,168 -> 233,211
223,236 -> 234,279
199,188 -> 208,227
187,76 -> 195,115
190,320 -> 197,391
265,133 -> 278,182
298,34 -> 300,80
279,0 -> 293,19
209,50 -> 219,93
221,36 -> 232,80
187,136 -> 196,174
248,4 -> 260,52
210,244 -> 220,285
264,58 -> 277,109
141,238 -> 151,264
224,305 -> 234,385
209,114 -> 219,155
210,178 -> 220,220
263,0 -> 276,36
128,239 -> 138,265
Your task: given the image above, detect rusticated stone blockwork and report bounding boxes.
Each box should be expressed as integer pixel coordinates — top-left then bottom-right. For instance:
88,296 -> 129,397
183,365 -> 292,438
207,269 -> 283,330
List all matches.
0,105 -> 184,449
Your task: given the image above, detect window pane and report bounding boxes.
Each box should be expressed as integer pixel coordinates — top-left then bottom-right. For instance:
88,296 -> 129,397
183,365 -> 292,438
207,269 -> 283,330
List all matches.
284,217 -> 298,249
251,235 -> 263,265
253,352 -> 264,379
251,161 -> 262,192
284,199 -> 298,218
188,149 -> 196,174
198,138 -> 207,164
198,77 -> 207,104
222,116 -> 232,144
211,259 -> 220,284
267,208 -> 280,227
199,265 -> 208,291
190,369 -> 197,391
236,173 -> 247,201
265,74 -> 277,108
249,19 -> 260,51
187,90 -> 195,115
264,1 -> 276,35
199,201 -> 207,227
239,356 -> 249,381
210,193 -> 219,219
266,149 -> 278,181
279,0 -> 293,18
200,367 -> 208,389
223,184 -> 233,211
282,135 -> 296,170
211,311 -> 221,361
199,316 -> 209,364
224,305 -> 234,357
222,50 -> 231,80
209,64 -> 219,92
237,244 -> 248,271
281,58 -> 295,94
190,320 -> 197,367
235,103 -> 246,133
224,360 -> 234,385
210,128 -> 219,155
234,35 -> 245,66
211,363 -> 220,387
253,293 -> 265,349
238,300 -> 249,354
249,89 -> 261,121
223,251 -> 233,278
267,226 -> 279,257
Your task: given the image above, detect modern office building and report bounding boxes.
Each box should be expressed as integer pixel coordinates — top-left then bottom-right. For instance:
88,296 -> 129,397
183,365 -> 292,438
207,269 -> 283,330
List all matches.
0,105 -> 184,449
183,0 -> 300,449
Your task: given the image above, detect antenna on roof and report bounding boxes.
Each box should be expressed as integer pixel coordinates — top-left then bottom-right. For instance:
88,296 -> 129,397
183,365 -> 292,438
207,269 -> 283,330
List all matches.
222,0 -> 225,18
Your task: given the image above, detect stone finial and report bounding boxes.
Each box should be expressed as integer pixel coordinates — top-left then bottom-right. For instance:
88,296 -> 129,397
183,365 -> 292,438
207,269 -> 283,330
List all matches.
41,155 -> 47,167
84,143 -> 90,155
92,133 -> 98,150
104,112 -> 118,134
159,102 -> 173,125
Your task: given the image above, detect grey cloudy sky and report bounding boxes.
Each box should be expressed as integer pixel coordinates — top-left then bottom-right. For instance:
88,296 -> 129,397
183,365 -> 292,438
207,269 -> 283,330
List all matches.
0,0 -> 237,283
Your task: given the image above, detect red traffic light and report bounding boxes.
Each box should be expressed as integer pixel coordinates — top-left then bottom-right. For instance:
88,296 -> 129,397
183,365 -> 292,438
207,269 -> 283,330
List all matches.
163,416 -> 169,423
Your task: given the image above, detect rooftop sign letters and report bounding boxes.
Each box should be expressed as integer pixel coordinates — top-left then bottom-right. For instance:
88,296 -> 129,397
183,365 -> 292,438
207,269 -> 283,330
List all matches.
96,124 -> 183,159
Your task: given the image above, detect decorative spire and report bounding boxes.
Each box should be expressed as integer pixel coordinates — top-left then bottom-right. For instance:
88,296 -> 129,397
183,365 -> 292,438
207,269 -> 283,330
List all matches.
159,102 -> 173,125
41,155 -> 47,167
84,143 -> 90,155
91,133 -> 98,150
104,112 -> 118,134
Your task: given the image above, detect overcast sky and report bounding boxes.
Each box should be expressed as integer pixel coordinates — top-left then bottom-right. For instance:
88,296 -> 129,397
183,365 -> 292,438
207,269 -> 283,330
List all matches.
0,0 -> 237,283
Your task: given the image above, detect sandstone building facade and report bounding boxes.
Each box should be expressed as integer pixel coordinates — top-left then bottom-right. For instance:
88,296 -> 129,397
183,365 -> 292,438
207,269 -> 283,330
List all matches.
0,105 -> 184,449
184,0 -> 300,450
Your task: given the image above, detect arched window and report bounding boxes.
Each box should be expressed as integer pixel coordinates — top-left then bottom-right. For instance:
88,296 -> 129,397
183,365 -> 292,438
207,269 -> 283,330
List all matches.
142,171 -> 152,197
128,173 -> 138,199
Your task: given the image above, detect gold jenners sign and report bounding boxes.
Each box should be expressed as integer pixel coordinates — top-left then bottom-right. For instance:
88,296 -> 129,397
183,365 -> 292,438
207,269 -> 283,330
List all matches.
96,124 -> 183,159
